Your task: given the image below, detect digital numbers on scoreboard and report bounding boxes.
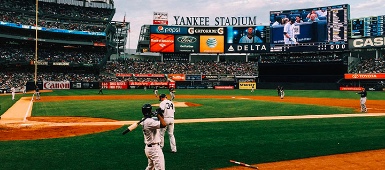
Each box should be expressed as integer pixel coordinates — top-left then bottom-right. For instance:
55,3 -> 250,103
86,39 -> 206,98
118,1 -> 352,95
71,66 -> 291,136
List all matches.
351,15 -> 385,38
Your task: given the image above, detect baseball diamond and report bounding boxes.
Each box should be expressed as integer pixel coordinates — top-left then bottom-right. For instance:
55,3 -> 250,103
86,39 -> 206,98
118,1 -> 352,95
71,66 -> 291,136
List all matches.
1,91 -> 385,169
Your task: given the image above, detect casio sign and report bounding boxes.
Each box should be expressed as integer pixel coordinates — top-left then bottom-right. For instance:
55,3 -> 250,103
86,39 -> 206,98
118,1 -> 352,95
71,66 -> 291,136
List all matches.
353,37 -> 385,48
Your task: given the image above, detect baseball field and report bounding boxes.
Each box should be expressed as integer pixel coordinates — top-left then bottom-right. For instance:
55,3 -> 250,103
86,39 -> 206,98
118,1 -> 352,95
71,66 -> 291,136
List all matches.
1,89 -> 385,169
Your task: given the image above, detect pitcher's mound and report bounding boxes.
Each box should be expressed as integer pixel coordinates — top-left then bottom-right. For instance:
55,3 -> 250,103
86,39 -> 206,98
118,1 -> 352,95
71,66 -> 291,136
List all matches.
152,101 -> 201,107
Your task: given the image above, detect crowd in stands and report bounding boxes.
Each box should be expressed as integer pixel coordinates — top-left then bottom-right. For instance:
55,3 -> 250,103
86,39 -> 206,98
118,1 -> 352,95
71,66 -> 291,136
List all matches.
0,11 -> 106,33
1,0 -> 114,33
350,56 -> 385,74
259,54 -> 345,63
103,58 -> 258,76
1,0 -> 113,21
0,44 -> 105,64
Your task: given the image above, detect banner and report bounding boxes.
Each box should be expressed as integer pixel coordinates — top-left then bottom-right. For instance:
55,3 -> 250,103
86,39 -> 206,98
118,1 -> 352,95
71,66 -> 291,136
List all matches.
168,74 -> 185,81
175,35 -> 200,52
101,82 -> 128,89
116,73 -> 132,77
185,75 -> 202,81
199,35 -> 224,53
128,82 -> 168,86
214,86 -> 234,89
344,73 -> 385,79
153,12 -> 168,25
133,74 -> 165,78
43,81 -> 70,89
239,82 -> 256,90
150,34 -> 175,52
339,87 -> 363,91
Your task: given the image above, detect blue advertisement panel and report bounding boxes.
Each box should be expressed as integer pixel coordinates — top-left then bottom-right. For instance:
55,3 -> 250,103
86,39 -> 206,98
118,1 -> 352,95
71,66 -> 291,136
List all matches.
225,26 -> 270,53
185,75 -> 202,81
150,25 -> 188,34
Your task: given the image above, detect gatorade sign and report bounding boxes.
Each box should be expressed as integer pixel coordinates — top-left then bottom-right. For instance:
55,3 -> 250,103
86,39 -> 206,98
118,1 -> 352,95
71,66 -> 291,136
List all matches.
239,82 -> 256,89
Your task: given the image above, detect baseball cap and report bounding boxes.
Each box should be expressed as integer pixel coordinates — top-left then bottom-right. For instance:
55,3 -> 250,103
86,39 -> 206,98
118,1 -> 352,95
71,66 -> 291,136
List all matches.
160,94 -> 166,98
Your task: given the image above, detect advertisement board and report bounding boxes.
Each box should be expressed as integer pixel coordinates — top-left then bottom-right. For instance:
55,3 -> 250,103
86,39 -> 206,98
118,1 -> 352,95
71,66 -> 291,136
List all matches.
150,34 -> 175,52
174,35 -> 200,52
199,35 -> 224,53
344,73 -> 385,79
239,82 -> 256,90
153,12 -> 168,25
150,25 -> 188,34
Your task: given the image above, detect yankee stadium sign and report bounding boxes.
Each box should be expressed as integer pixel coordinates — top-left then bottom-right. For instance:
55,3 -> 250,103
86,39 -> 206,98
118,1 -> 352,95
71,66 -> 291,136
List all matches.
173,16 -> 257,26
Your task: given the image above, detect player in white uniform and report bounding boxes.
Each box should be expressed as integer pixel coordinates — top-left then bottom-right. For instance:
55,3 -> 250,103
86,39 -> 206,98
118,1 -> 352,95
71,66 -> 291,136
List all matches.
283,17 -> 297,44
140,103 -> 167,170
158,94 -> 177,153
154,86 -> 159,97
169,87 -> 175,101
11,86 -> 15,100
280,86 -> 285,99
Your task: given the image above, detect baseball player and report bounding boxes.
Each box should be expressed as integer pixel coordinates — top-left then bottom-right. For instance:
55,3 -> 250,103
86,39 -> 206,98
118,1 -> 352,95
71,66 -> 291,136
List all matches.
158,94 -> 177,153
35,85 -> 40,100
154,86 -> 159,97
280,86 -> 285,99
169,87 -> 175,101
283,17 -> 297,44
140,103 -> 167,170
356,87 -> 367,112
11,86 -> 15,100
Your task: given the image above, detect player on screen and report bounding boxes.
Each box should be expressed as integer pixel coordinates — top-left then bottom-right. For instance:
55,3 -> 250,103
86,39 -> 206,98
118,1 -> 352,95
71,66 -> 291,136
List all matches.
239,27 -> 263,43
283,17 -> 297,44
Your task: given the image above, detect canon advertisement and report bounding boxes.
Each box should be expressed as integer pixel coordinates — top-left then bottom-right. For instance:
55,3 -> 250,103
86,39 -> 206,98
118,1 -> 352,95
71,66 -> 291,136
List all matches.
43,81 -> 70,90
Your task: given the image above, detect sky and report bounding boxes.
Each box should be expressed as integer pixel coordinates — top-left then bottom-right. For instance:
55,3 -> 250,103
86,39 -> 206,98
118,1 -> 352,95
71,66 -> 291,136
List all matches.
111,0 -> 385,49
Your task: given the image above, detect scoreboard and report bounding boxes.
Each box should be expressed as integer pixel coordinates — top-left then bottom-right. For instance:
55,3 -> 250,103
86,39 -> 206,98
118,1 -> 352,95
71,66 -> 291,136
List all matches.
351,15 -> 385,38
269,4 -> 350,52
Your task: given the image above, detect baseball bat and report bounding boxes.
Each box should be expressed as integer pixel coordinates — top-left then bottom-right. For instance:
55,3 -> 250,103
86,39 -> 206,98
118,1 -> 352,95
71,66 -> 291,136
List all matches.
122,118 -> 147,135
229,160 -> 258,169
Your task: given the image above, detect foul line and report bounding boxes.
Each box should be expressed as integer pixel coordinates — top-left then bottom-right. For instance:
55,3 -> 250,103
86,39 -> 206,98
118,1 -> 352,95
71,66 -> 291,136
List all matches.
20,113 -> 385,127
23,93 -> 35,122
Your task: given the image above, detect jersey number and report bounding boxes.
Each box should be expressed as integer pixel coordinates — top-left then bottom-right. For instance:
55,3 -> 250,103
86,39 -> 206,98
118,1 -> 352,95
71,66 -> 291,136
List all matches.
166,103 -> 174,110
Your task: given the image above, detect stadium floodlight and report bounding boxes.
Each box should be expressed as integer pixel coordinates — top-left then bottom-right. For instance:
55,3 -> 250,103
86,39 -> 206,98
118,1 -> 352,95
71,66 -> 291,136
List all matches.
34,0 -> 38,86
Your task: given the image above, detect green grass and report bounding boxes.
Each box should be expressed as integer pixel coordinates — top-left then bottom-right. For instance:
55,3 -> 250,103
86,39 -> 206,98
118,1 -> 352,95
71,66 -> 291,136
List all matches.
1,117 -> 385,170
31,99 -> 354,120
1,89 -> 385,169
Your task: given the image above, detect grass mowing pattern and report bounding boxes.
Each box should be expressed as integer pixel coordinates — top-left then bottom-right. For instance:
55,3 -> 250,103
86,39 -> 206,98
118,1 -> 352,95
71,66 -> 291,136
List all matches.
31,99 -> 353,120
1,89 -> 385,169
1,117 -> 385,169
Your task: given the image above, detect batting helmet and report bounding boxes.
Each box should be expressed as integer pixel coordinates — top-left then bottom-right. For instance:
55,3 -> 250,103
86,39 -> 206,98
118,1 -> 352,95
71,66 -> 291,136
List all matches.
142,103 -> 152,117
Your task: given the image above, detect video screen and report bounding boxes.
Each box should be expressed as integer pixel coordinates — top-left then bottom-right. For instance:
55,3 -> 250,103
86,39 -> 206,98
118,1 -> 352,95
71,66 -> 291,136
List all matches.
269,4 -> 349,44
226,26 -> 267,44
225,26 -> 270,53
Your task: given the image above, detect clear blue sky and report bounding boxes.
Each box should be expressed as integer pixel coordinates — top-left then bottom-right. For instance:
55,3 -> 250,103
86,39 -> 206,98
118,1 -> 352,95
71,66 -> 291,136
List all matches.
111,0 -> 385,49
